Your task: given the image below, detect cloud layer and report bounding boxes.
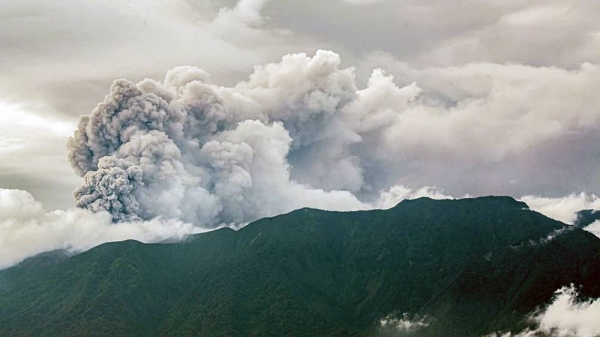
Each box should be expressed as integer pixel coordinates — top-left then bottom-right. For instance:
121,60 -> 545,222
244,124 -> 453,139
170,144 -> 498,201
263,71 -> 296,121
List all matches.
521,194 -> 600,224
0,188 -> 205,270
2,185 -> 599,270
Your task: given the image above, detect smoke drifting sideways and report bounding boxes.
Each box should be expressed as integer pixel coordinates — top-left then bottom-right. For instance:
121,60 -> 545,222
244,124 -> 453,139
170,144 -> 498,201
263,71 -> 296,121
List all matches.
0,188 -> 206,270
0,184 -> 443,270
4,184 -> 598,270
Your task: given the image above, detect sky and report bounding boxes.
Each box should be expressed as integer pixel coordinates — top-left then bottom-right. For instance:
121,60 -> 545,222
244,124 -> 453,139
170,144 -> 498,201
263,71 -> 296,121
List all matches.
3,0 -> 600,264
3,0 -> 600,210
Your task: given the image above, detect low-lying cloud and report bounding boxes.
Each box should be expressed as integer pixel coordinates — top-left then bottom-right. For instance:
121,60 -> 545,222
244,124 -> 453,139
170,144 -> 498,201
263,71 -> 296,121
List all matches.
488,286 -> 600,337
520,194 -> 600,224
3,182 -> 597,270
379,313 -> 429,333
0,188 -> 206,270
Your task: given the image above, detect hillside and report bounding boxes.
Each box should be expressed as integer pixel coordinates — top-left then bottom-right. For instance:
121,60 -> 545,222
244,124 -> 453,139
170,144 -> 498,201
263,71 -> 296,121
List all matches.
1,197 -> 600,336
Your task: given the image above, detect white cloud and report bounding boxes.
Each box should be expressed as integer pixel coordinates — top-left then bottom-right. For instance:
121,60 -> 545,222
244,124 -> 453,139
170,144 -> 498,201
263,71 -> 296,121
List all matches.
0,189 -> 208,270
489,286 -> 600,337
357,55 -> 600,199
583,221 -> 600,238
521,194 -> 600,224
379,313 -> 429,333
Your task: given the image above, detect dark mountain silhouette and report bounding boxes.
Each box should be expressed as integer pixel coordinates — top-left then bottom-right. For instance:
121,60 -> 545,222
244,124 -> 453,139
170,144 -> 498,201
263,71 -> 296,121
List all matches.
2,196 -> 600,336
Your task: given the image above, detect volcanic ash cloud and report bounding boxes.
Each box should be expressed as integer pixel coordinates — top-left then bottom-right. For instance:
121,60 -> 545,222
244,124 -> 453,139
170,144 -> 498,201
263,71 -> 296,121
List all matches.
68,51 -> 374,226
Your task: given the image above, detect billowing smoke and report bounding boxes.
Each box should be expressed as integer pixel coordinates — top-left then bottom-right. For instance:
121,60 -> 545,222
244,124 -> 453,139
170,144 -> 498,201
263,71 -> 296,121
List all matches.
68,51 -> 370,226
67,50 -> 600,227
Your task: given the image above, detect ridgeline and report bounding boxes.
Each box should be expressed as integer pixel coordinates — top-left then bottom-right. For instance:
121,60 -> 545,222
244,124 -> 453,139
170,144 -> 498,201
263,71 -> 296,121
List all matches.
2,197 -> 600,336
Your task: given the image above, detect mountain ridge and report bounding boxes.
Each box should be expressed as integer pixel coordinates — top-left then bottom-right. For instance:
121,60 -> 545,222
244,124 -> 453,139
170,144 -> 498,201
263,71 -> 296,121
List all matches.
1,196 -> 599,336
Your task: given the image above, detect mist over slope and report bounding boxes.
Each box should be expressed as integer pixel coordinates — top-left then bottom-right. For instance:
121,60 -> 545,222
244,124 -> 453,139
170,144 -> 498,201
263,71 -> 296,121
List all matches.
2,197 -> 600,336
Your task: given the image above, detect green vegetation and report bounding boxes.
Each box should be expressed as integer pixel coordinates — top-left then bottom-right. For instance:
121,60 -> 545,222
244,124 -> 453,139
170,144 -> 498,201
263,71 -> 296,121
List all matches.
2,196 -> 600,336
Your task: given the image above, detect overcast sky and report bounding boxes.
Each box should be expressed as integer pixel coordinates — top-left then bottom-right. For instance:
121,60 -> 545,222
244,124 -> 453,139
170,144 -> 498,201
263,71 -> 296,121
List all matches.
2,0 -> 600,210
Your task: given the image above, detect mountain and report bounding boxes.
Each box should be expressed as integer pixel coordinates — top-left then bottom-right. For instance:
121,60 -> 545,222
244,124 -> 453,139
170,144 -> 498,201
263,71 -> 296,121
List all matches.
1,197 -> 600,336
575,209 -> 600,228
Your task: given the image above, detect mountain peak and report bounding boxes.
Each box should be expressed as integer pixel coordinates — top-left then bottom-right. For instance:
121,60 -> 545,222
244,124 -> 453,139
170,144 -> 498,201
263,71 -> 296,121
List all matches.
396,195 -> 529,210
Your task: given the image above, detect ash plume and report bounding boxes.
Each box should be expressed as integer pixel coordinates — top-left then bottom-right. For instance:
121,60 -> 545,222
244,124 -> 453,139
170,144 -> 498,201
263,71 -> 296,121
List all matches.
68,51 -> 369,225
68,50 -> 600,227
